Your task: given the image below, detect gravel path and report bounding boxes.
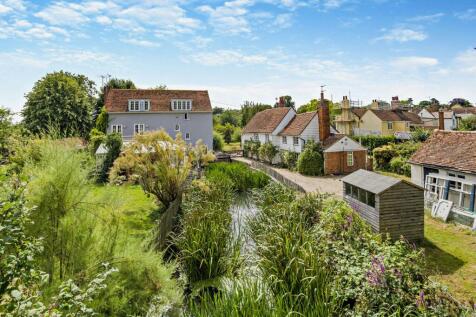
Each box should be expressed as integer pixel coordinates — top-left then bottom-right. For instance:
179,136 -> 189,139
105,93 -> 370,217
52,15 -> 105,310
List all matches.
234,157 -> 343,197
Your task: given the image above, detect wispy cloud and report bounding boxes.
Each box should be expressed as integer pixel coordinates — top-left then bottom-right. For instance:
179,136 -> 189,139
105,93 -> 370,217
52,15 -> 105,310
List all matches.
375,27 -> 427,42
455,49 -> 476,74
121,38 -> 160,47
197,0 -> 253,35
408,13 -> 444,23
455,8 -> 476,21
187,49 -> 268,66
391,56 -> 438,68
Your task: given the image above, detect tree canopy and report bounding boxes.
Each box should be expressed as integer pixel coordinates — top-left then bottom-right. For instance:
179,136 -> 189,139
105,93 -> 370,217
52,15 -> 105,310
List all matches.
449,98 -> 472,108
94,78 -> 136,121
22,71 -> 96,138
274,95 -> 295,109
241,101 -> 272,127
0,106 -> 13,160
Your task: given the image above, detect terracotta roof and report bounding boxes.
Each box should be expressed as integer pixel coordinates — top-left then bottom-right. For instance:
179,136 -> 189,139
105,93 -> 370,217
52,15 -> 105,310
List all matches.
369,109 -> 422,123
351,108 -> 367,118
242,107 -> 291,133
321,134 -> 345,149
453,107 -> 476,115
105,89 -> 212,112
279,112 -> 316,136
408,130 -> 476,174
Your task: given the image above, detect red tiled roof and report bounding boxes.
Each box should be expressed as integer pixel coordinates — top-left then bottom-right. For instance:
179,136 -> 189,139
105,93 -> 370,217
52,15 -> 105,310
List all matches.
351,108 -> 367,118
105,89 -> 212,112
242,107 -> 291,133
279,111 -> 316,136
453,107 -> 476,115
321,134 -> 345,149
369,109 -> 422,123
408,130 -> 476,174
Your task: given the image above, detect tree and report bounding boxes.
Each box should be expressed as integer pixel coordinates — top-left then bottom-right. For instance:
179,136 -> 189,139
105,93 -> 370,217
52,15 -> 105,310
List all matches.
449,98 -> 472,108
458,115 -> 476,131
94,78 -> 136,122
241,101 -> 272,127
274,95 -> 295,109
259,142 -> 278,164
0,106 -> 13,160
213,107 -> 224,115
220,110 -> 239,126
98,133 -> 123,183
22,71 -> 96,138
222,123 -> 234,144
213,132 -> 224,151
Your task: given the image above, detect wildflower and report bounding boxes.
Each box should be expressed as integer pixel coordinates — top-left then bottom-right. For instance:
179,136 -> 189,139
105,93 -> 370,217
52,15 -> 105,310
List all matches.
416,290 -> 426,310
366,255 -> 386,287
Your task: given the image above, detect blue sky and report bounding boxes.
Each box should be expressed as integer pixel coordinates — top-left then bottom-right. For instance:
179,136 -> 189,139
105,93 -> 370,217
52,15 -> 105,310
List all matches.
1,0 -> 475,113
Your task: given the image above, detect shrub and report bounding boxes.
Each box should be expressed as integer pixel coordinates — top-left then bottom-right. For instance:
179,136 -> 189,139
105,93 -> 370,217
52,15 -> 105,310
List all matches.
280,150 -> 299,170
89,128 -> 106,155
351,135 -> 397,152
373,142 -> 420,175
411,128 -> 431,142
97,133 -> 122,183
206,162 -> 269,192
222,123 -> 234,144
95,107 -> 108,133
458,114 -> 476,131
232,127 -> 242,143
258,142 -> 278,164
389,156 -> 411,176
243,140 -> 261,159
176,178 -> 240,287
297,140 -> 324,176
373,144 -> 396,171
213,132 -> 224,151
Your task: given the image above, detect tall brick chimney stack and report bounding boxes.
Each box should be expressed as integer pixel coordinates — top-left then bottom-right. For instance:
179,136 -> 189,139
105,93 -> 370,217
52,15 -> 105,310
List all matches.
391,96 -> 400,110
278,96 -> 285,107
438,110 -> 445,130
318,88 -> 330,142
370,99 -> 379,110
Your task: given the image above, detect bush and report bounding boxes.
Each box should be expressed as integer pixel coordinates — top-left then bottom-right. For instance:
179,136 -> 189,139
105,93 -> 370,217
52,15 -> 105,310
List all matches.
297,140 -> 324,176
280,150 -> 299,170
95,107 -> 108,133
243,140 -> 260,158
89,128 -> 106,155
97,133 -> 122,183
258,142 -> 278,164
373,144 -> 396,171
213,132 -> 224,152
411,128 -> 431,142
351,135 -> 397,152
176,178 -> 240,287
206,162 -> 269,192
458,115 -> 476,131
389,156 -> 411,176
373,142 -> 420,175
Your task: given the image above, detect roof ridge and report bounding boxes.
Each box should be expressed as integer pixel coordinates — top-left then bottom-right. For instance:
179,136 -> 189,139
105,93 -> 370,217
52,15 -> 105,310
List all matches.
109,88 -> 209,92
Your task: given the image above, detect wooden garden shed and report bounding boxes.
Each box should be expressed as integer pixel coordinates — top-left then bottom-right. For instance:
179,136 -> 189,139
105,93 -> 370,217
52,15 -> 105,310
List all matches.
342,169 -> 424,242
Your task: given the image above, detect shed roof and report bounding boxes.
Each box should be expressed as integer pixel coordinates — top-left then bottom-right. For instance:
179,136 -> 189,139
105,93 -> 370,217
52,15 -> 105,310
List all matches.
341,169 -> 421,194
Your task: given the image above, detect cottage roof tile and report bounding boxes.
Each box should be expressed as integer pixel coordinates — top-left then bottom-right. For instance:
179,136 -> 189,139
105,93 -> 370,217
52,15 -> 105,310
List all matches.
279,111 -> 316,136
242,107 -> 292,134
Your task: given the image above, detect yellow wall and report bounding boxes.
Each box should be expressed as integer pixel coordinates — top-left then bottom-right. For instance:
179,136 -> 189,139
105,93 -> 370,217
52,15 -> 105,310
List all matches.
360,111 -> 410,136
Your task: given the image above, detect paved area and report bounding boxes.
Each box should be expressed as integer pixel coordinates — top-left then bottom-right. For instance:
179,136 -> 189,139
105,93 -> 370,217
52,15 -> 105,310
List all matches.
234,157 -> 343,197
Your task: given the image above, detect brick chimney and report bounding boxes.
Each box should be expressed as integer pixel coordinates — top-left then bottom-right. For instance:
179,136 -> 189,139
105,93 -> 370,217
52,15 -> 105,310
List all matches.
391,96 -> 400,110
318,90 -> 330,142
438,110 -> 445,130
278,96 -> 285,107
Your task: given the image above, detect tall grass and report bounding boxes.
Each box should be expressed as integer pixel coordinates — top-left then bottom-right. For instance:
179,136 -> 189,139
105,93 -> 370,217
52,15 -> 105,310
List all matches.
206,162 -> 269,192
175,177 -> 241,287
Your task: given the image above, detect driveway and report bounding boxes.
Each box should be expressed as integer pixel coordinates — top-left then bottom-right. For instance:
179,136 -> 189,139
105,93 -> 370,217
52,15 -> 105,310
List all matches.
233,157 -> 343,197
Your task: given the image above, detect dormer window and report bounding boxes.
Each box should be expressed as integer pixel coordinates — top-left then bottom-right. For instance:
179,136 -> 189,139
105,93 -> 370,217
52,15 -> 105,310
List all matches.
129,100 -> 150,112
172,99 -> 192,111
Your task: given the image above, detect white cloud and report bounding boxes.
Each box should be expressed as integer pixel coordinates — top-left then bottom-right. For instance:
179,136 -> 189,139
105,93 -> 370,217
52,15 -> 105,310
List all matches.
192,36 -> 212,48
273,13 -> 293,28
375,27 -> 427,42
121,38 -> 160,47
197,0 -> 253,35
408,13 -> 444,23
188,50 -> 267,66
455,9 -> 476,21
391,56 -> 439,68
455,49 -> 476,74
96,15 -> 112,25
0,4 -> 12,13
35,3 -> 89,26
0,20 -> 69,40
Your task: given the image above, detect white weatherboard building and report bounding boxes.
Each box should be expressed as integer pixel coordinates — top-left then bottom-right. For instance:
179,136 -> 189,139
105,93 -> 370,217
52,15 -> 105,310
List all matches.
408,130 -> 476,227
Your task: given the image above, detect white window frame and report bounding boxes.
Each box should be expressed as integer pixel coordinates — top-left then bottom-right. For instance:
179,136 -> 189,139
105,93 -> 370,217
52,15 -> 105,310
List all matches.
134,123 -> 145,135
111,124 -> 123,135
171,99 -> 192,111
282,136 -> 287,144
185,132 -> 190,140
129,99 -> 150,111
253,133 -> 259,141
293,137 -> 299,145
175,124 -> 180,132
144,100 -> 150,111
347,152 -> 354,166
387,122 -> 393,130
265,134 -> 269,143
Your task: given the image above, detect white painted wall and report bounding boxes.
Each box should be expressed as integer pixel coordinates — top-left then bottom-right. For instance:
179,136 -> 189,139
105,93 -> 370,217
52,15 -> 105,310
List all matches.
410,163 -> 476,187
324,136 -> 366,153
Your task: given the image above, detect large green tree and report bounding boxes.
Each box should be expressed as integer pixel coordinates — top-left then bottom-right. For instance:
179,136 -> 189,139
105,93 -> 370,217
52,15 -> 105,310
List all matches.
274,95 -> 295,109
94,78 -> 136,122
241,101 -> 272,127
0,106 -> 13,160
22,71 -> 96,138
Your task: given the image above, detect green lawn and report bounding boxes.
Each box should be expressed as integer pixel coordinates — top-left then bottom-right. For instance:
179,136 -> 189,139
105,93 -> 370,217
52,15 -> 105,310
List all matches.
423,214 -> 476,302
223,142 -> 241,152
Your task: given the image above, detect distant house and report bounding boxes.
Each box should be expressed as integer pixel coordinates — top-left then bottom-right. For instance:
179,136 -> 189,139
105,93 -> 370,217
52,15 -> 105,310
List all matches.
342,169 -> 424,241
104,89 -> 213,149
430,111 -> 453,130
408,130 -> 476,226
452,107 -> 476,130
242,92 -> 368,175
354,109 -> 422,136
